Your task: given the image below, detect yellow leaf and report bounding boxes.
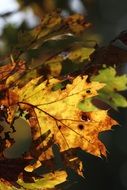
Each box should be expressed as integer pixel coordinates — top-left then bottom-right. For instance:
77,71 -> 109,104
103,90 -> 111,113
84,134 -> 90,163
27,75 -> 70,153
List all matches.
68,47 -> 94,62
17,170 -> 67,190
14,75 -> 117,162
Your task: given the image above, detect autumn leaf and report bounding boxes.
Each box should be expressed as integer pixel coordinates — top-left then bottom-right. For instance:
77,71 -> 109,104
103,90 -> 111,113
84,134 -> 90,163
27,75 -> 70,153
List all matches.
91,67 -> 127,109
88,43 -> 127,76
78,97 -> 99,112
65,14 -> 91,34
17,170 -> 67,190
0,181 -> 18,190
0,165 -> 67,190
2,75 -> 115,175
0,59 -> 25,84
67,47 -> 94,62
13,11 -> 90,60
0,11 -> 124,189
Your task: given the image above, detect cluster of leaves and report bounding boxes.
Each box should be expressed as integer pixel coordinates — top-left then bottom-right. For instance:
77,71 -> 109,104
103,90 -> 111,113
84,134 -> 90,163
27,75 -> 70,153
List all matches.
0,11 -> 127,190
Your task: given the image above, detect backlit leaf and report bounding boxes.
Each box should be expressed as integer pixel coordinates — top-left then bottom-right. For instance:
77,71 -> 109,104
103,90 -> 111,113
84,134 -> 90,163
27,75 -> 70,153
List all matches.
8,75 -> 117,174
91,67 -> 127,109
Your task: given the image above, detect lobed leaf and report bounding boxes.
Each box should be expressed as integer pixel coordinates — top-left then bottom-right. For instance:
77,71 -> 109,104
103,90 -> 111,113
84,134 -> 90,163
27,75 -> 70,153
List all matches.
10,75 -> 117,173
91,67 -> 127,109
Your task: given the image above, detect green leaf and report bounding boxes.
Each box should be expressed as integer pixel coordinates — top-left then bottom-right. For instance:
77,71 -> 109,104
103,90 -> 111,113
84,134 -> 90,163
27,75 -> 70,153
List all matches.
97,91 -> 127,110
91,67 -> 127,109
78,98 -> 99,112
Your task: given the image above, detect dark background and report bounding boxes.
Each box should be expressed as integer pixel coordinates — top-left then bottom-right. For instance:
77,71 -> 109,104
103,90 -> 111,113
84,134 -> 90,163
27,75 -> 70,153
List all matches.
0,0 -> 127,189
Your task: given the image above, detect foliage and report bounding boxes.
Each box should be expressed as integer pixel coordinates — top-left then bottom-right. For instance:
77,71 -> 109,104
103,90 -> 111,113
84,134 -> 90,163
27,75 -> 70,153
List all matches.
91,67 -> 127,109
0,10 -> 127,190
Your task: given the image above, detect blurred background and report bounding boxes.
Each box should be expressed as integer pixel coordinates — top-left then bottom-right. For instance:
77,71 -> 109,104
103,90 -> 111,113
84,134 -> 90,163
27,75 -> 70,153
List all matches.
0,0 -> 127,189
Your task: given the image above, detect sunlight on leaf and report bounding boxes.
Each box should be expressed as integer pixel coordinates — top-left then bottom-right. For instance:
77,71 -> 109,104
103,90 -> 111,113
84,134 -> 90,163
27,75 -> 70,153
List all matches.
17,170 -> 67,190
11,75 -> 117,170
91,67 -> 127,109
